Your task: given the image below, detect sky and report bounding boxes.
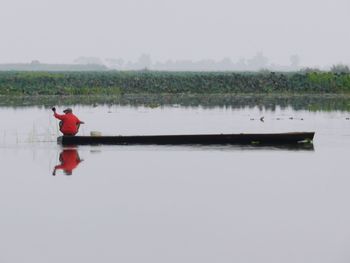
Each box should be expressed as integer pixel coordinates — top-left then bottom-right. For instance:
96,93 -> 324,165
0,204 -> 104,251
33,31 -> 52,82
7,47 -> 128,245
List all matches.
0,0 -> 349,67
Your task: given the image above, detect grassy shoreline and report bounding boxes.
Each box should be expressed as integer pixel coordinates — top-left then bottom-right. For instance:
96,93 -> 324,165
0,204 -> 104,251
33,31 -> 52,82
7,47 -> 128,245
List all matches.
0,71 -> 350,95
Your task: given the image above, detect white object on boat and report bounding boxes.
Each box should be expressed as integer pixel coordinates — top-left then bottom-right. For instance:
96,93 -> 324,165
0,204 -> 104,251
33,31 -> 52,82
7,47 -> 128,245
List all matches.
90,131 -> 102,136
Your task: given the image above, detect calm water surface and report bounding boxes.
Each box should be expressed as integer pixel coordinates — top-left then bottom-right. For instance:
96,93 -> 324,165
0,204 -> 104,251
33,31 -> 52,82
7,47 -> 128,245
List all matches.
0,104 -> 350,263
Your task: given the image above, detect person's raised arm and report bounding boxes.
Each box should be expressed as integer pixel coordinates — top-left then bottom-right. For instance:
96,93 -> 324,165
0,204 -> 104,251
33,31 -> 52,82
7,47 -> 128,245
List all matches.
52,107 -> 65,120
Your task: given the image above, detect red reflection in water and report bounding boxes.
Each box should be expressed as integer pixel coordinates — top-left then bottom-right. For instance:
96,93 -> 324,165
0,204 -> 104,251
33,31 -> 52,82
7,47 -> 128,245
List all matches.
53,148 -> 82,176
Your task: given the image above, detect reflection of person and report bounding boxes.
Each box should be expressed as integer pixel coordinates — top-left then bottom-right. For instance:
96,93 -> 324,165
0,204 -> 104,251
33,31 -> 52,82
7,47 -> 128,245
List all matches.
52,148 -> 83,176
52,107 -> 84,136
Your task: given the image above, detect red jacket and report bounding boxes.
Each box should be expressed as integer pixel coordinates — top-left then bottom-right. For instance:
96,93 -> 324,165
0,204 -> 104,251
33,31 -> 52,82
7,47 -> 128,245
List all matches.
54,112 -> 82,135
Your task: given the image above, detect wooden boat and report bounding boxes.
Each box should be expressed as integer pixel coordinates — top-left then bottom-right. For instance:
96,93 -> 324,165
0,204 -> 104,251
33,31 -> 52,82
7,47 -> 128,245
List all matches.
57,132 -> 315,146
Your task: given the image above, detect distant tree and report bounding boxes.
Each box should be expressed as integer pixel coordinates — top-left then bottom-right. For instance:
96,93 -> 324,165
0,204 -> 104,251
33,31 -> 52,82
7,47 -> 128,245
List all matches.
217,57 -> 233,71
74,57 -> 104,65
234,58 -> 247,71
30,60 -> 41,65
299,67 -> 322,73
136,54 -> 152,69
105,58 -> 125,69
330,64 -> 350,73
247,52 -> 269,71
289,55 -> 300,69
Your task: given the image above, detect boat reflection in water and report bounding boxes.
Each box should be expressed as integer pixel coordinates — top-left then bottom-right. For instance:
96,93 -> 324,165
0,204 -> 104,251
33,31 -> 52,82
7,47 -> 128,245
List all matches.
51,142 -> 313,176
53,147 -> 83,176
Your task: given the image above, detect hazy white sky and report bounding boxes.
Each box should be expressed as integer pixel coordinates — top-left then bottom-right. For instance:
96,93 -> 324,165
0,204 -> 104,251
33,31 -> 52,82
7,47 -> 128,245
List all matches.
0,0 -> 349,66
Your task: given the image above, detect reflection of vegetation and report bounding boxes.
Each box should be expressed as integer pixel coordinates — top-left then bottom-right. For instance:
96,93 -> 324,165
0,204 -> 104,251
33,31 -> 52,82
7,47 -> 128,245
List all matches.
2,94 -> 350,112
1,71 -> 350,95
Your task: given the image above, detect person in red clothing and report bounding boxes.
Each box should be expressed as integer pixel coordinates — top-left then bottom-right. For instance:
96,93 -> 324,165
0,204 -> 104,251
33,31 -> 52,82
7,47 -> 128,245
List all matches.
52,107 -> 84,136
52,148 -> 83,175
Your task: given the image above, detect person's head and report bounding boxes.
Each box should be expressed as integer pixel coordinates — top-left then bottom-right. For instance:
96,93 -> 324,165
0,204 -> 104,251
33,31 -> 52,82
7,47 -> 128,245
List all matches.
63,108 -> 73,114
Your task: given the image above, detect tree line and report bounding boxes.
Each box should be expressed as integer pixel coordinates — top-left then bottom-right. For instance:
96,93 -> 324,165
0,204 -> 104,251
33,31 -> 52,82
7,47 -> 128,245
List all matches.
0,71 -> 349,95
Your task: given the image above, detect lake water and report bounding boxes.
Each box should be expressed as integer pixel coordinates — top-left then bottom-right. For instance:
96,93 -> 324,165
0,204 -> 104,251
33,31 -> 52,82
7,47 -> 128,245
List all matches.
1,100 -> 350,263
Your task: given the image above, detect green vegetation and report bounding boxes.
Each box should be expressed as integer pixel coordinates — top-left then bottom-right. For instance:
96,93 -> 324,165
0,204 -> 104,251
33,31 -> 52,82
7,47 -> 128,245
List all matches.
0,71 -> 350,95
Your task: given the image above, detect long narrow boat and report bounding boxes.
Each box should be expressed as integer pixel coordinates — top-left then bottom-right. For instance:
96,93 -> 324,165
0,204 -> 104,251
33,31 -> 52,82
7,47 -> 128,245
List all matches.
57,132 -> 315,146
